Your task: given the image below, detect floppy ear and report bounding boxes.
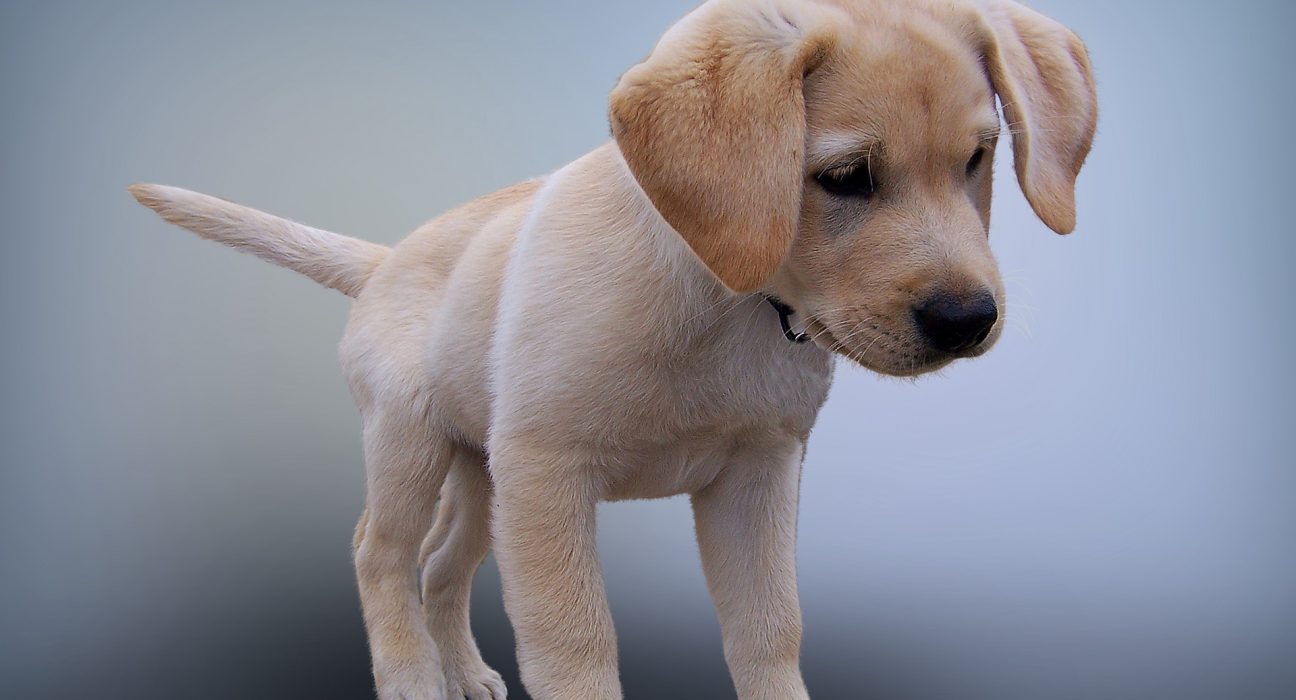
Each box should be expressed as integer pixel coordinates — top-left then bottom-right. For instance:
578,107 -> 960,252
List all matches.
979,0 -> 1098,234
609,0 -> 840,293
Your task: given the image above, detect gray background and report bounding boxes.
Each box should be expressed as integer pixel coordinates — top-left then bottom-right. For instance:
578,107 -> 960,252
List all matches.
2,1 -> 1293,698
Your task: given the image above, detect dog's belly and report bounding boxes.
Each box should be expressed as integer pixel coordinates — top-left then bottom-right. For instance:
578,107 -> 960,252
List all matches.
599,423 -> 789,501
602,434 -> 738,501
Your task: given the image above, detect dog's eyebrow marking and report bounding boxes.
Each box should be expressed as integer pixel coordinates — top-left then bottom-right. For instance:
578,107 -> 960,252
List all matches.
976,124 -> 1001,144
807,133 -> 882,171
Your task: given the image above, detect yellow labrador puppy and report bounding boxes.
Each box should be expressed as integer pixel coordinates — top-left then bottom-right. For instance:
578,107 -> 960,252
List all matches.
130,0 -> 1096,697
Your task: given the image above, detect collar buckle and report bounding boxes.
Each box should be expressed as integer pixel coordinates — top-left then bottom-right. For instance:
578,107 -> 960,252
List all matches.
763,295 -> 811,344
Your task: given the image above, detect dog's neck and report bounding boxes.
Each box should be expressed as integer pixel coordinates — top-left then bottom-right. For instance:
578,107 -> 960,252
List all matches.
597,141 -> 816,350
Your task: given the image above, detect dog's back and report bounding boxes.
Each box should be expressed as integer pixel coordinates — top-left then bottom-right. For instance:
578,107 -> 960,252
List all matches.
342,179 -> 542,446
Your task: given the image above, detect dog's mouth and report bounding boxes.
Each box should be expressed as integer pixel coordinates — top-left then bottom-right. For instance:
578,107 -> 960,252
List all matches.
804,315 -> 958,378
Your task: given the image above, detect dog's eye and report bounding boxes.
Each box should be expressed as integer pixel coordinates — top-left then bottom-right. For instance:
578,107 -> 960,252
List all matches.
814,164 -> 876,198
966,147 -> 987,177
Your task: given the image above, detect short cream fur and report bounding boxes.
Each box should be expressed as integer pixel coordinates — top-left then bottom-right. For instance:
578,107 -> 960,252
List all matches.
129,0 -> 1097,698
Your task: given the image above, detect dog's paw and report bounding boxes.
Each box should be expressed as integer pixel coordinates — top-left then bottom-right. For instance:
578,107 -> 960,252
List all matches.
445,663 -> 507,700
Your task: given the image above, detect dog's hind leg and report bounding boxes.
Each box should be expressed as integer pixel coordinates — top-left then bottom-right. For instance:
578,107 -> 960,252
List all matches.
353,409 -> 456,700
419,452 -> 507,700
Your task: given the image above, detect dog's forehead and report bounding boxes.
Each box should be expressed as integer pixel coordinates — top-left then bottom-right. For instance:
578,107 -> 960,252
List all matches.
806,3 -> 998,161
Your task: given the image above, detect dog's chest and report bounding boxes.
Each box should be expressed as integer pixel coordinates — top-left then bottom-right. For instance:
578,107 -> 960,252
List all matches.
609,367 -> 830,500
488,296 -> 833,499
597,310 -> 834,499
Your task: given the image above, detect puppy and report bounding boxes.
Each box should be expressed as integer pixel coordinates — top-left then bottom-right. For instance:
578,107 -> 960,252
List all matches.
130,0 -> 1096,697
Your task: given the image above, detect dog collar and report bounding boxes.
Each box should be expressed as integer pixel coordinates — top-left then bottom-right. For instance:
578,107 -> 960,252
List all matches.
763,295 -> 810,344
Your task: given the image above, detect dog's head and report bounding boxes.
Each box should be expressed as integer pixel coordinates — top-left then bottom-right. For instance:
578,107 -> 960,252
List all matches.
610,0 -> 1097,376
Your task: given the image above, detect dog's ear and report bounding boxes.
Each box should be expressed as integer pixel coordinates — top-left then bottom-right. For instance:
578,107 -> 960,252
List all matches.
609,0 -> 841,293
978,0 -> 1098,234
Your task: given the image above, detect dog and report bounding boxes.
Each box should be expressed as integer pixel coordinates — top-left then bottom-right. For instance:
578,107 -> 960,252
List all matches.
129,0 -> 1096,697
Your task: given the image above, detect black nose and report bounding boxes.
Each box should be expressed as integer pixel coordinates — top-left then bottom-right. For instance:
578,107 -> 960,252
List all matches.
913,291 -> 998,352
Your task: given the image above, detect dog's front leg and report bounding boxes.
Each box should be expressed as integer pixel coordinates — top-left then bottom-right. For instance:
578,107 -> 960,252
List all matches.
692,439 -> 809,700
490,446 -> 621,700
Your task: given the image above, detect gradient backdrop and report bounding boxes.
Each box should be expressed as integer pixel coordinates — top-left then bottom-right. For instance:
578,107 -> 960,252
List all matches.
3,1 -> 1294,698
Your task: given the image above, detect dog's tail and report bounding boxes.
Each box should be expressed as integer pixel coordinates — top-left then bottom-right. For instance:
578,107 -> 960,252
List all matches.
128,184 -> 390,298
